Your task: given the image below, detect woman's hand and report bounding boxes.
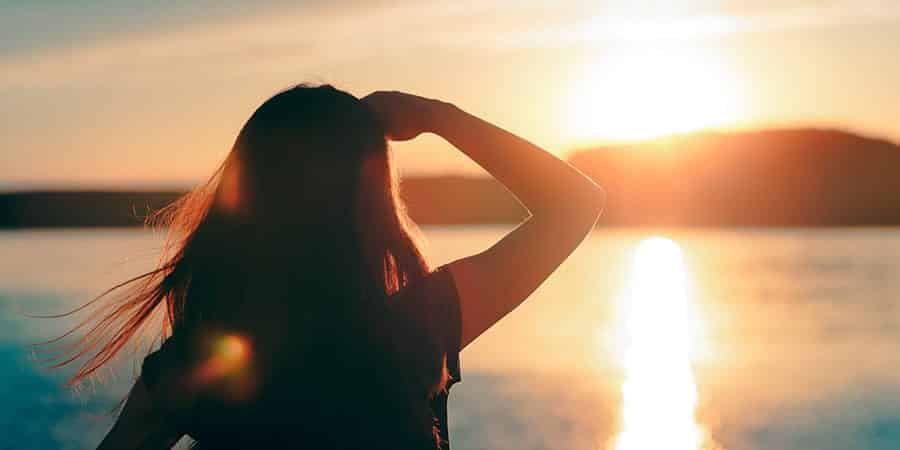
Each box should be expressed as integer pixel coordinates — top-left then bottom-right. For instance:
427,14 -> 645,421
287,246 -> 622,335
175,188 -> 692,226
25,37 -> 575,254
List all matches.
362,91 -> 445,141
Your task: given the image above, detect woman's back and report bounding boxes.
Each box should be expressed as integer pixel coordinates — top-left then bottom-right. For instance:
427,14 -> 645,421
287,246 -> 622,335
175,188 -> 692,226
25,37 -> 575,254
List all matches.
140,264 -> 462,449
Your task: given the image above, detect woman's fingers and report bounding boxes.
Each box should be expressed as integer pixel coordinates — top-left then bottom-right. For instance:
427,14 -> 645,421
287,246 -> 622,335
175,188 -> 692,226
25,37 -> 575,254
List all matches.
362,91 -> 434,141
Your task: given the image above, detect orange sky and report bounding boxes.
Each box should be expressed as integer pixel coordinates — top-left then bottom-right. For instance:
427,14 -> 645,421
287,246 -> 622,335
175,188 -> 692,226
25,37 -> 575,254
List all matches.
2,1 -> 900,188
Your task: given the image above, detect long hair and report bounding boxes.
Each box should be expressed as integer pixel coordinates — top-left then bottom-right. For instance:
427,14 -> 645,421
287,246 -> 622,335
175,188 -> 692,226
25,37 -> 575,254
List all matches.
44,85 -> 445,446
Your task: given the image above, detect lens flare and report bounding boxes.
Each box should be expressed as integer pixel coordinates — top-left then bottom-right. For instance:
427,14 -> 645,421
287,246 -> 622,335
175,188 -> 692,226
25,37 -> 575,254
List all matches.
193,333 -> 252,386
613,237 -> 706,450
218,334 -> 249,364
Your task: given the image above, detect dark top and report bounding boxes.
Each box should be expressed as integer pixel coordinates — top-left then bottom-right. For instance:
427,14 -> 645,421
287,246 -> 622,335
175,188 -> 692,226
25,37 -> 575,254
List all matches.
142,265 -> 462,449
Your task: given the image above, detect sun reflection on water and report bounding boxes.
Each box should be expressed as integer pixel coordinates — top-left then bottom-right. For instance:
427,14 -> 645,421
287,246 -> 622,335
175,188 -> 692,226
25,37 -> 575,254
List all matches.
613,237 -> 711,450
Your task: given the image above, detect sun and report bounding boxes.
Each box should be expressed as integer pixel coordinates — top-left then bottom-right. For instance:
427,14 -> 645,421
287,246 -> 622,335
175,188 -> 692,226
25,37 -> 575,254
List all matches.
566,45 -> 744,143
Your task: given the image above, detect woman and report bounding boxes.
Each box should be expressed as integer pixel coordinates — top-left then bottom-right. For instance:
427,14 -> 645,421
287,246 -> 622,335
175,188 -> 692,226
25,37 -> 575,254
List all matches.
63,85 -> 604,449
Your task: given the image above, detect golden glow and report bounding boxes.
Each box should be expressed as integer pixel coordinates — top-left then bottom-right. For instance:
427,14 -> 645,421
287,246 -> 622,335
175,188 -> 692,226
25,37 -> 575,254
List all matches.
218,158 -> 244,214
567,45 -> 744,142
613,237 -> 707,450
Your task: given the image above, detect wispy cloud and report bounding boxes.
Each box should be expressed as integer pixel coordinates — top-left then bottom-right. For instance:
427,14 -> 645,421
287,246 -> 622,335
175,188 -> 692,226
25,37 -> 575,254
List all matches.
0,1 -> 580,89
493,0 -> 900,47
2,0 -> 899,89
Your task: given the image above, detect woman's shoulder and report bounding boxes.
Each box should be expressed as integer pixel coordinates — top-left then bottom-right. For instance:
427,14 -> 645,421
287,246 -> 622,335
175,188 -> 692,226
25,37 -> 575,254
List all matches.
388,265 -> 459,315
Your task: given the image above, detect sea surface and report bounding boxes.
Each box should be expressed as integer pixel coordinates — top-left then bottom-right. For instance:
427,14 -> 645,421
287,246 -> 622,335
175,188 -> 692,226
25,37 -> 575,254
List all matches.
2,227 -> 900,450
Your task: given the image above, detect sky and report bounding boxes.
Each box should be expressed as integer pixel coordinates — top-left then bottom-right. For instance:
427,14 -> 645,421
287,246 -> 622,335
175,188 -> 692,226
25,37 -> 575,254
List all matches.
2,0 -> 900,188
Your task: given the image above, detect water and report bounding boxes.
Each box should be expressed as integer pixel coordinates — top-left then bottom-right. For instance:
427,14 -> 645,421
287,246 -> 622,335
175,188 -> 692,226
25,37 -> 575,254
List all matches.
2,227 -> 900,449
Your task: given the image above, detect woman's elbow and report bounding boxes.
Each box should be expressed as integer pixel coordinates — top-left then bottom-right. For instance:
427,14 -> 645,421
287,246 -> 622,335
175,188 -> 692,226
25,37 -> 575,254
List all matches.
530,182 -> 605,224
573,184 -> 606,219
545,193 -> 604,232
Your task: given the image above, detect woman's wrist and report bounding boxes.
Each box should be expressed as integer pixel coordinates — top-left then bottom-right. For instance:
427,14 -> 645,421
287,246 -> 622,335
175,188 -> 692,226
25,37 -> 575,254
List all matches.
425,99 -> 459,136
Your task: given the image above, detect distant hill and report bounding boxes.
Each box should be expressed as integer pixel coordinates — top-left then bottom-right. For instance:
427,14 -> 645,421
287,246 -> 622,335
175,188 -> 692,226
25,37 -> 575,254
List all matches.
0,190 -> 180,228
2,128 -> 900,228
0,178 -> 525,229
568,128 -> 900,226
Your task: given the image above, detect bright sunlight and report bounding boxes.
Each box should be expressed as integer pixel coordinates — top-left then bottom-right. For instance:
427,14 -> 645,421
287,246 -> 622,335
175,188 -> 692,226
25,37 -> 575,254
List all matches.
567,45 -> 744,143
613,237 -> 709,450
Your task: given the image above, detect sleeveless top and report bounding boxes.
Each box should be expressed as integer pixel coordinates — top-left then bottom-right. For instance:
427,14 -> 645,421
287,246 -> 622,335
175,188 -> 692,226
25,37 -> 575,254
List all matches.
141,266 -> 462,449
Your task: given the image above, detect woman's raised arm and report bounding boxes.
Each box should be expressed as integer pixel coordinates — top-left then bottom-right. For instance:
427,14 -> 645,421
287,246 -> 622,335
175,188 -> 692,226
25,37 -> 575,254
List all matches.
364,92 -> 605,348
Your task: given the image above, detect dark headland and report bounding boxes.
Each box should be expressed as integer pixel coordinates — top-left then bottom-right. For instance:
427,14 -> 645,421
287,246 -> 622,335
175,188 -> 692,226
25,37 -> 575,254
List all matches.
3,128 -> 900,229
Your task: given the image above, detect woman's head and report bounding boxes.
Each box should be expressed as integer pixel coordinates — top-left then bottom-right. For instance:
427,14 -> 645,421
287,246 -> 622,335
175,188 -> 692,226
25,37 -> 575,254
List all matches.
210,85 -> 425,294
218,85 -> 384,224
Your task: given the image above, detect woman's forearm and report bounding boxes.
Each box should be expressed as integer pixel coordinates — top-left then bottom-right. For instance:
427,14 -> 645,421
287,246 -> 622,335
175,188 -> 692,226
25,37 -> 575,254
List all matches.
427,102 -> 605,218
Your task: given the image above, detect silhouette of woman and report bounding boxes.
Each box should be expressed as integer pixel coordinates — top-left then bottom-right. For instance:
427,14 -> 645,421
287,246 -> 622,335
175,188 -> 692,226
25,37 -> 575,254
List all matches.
60,85 -> 604,449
